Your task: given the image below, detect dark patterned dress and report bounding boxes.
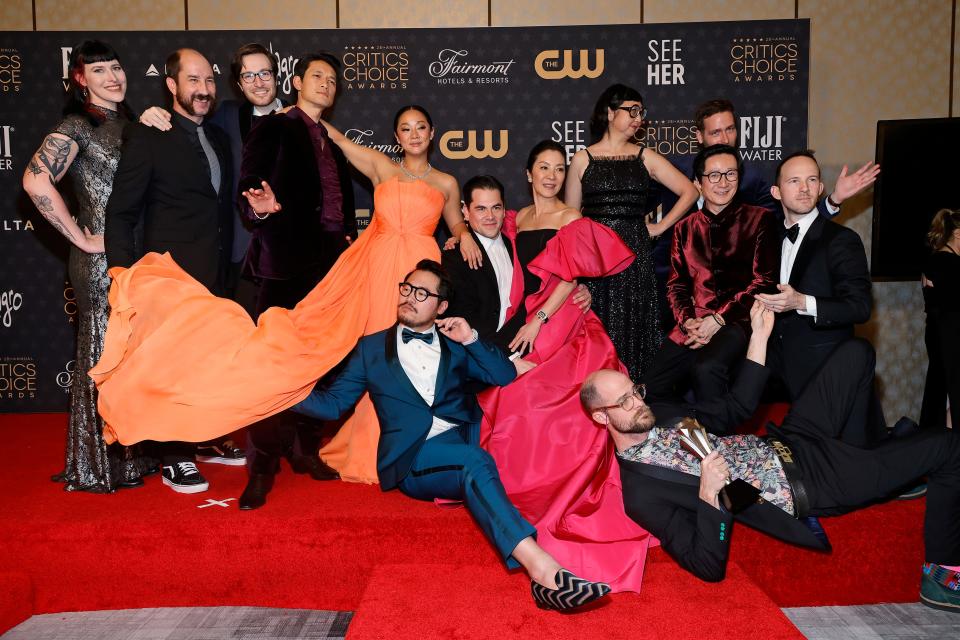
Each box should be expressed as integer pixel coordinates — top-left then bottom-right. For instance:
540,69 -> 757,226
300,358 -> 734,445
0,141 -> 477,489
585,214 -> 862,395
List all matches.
580,150 -> 662,380
50,107 -> 148,492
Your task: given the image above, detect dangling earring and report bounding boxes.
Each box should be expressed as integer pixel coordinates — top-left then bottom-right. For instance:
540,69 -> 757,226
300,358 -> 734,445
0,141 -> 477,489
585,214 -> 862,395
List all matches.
81,87 -> 88,100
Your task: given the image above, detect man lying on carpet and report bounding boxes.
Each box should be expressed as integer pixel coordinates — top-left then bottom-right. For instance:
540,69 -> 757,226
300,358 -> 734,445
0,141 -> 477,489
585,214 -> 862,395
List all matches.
580,300 -> 960,613
292,259 -> 610,611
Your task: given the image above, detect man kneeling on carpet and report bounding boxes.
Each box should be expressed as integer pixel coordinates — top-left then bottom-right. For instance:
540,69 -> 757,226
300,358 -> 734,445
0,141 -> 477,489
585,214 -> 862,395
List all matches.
293,259 -> 610,611
581,301 -> 960,613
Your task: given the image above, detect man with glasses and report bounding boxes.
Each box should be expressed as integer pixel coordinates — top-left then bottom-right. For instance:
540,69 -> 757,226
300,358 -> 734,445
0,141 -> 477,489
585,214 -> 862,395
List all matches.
234,52 -> 357,509
291,260 -> 612,611
643,144 -> 779,405
580,302 -> 960,613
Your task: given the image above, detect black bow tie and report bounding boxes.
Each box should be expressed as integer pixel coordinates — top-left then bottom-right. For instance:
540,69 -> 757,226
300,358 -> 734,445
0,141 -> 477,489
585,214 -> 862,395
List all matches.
402,328 -> 434,344
785,224 -> 800,243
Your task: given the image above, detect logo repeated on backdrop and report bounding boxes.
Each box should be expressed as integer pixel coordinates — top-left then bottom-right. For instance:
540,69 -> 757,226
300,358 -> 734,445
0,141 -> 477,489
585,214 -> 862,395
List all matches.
1,289 -> 23,328
534,49 -> 604,80
343,45 -> 409,90
739,115 -> 786,161
55,359 -> 75,391
427,49 -> 514,86
0,357 -> 37,400
268,42 -> 298,97
440,130 -> 509,160
345,128 -> 402,157
60,46 -> 72,90
550,118 -> 588,162
0,124 -> 14,170
730,36 -> 799,83
646,39 -> 685,86
0,48 -> 22,93
2,217 -> 34,232
145,63 -> 161,77
62,281 -> 77,323
640,119 -> 700,157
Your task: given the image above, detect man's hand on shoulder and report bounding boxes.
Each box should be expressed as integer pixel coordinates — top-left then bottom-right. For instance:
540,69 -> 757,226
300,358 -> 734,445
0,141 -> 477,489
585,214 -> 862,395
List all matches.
436,317 -> 476,344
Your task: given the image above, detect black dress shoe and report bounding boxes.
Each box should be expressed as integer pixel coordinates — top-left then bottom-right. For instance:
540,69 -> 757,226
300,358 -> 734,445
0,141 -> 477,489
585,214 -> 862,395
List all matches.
290,455 -> 339,481
531,569 -> 611,611
116,476 -> 144,490
239,473 -> 275,510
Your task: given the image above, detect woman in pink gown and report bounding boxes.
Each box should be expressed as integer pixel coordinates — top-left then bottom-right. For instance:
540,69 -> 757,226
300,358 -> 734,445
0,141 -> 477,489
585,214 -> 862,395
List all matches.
479,141 -> 652,593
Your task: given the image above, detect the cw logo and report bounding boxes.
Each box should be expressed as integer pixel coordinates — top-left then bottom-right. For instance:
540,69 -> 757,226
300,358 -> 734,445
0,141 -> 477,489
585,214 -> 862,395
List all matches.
535,49 -> 604,80
439,130 -> 509,160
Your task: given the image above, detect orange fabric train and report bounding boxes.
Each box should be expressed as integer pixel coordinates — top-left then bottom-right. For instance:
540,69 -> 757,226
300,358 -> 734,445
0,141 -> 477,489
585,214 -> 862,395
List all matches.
91,177 -> 444,463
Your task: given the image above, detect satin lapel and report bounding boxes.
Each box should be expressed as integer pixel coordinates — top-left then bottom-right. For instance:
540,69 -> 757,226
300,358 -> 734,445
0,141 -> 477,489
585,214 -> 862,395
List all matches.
434,332 -> 452,403
788,215 -> 825,288
472,230 -> 499,292
503,234 -> 514,261
239,102 -> 254,142
384,324 -> 429,407
620,457 -> 700,488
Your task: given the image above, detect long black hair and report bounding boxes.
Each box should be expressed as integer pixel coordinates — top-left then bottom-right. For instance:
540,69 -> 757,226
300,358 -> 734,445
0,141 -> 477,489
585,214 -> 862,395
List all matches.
63,40 -> 135,126
588,83 -> 644,143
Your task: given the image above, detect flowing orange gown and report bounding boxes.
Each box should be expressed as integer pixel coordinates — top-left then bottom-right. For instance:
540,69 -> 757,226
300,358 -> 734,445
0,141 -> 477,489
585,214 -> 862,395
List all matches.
91,176 -> 444,485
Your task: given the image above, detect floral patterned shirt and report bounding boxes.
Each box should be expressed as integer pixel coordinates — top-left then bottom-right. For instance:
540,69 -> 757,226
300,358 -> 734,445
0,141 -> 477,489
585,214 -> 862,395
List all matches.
618,424 -> 795,516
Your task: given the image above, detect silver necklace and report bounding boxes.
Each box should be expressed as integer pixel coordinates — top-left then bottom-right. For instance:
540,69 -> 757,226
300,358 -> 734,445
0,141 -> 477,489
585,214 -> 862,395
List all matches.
400,159 -> 432,180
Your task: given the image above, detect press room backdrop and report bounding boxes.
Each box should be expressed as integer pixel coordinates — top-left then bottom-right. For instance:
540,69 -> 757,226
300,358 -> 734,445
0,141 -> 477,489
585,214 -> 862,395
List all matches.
0,0 -> 957,426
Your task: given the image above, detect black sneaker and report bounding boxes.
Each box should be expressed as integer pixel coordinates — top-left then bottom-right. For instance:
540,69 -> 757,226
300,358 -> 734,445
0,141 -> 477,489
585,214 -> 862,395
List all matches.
161,461 -> 209,493
195,442 -> 246,466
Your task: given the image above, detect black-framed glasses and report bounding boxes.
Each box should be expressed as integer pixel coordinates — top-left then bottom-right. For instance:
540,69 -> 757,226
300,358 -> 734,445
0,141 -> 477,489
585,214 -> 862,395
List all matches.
704,170 -> 740,184
399,282 -> 442,302
239,70 -> 275,84
617,105 -> 647,120
596,384 -> 647,413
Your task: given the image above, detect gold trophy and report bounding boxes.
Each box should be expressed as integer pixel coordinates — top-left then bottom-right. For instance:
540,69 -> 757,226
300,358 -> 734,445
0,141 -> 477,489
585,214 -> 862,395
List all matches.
677,418 -> 760,514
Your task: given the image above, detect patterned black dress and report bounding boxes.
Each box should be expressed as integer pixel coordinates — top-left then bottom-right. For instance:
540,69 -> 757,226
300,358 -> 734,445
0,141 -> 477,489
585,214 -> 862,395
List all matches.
580,150 -> 662,380
49,107 -> 149,492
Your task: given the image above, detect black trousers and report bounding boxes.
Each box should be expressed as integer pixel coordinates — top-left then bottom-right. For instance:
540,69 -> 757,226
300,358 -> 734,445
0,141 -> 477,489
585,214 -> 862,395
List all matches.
920,310 -> 960,430
772,338 -> 960,565
644,323 -> 747,404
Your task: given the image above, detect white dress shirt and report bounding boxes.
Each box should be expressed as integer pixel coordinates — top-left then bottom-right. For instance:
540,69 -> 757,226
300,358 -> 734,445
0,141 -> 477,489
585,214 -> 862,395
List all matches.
252,98 -> 283,117
396,324 -> 459,439
780,210 -> 818,318
476,233 -> 514,330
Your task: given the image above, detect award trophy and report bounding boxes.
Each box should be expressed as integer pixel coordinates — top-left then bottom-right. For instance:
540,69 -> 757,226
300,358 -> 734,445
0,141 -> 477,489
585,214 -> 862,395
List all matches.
677,418 -> 760,514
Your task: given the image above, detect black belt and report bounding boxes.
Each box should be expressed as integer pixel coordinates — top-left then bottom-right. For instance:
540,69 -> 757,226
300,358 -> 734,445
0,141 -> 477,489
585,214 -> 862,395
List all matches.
766,438 -> 810,518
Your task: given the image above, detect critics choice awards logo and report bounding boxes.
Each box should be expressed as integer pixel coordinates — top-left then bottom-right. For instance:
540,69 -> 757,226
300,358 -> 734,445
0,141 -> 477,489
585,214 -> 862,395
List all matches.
440,130 -> 509,160
428,49 -> 514,86
639,120 -> 700,157
343,45 -> 409,90
535,49 -> 604,80
730,36 -> 799,83
0,356 -> 36,400
0,48 -> 22,93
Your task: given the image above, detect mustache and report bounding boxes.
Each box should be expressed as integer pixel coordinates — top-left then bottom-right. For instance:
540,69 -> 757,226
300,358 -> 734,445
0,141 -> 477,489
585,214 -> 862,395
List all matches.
190,94 -> 213,101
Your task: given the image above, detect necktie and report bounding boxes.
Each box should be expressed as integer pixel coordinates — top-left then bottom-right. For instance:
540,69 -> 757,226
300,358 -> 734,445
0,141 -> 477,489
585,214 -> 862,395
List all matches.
785,224 -> 800,243
402,328 -> 434,344
196,125 -> 221,194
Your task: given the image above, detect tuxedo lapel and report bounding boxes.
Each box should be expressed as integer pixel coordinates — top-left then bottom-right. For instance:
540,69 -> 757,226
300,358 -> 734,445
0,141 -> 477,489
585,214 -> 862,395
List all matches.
471,230 -> 500,293
384,324 -> 430,407
434,332 -> 452,402
239,102 -> 255,142
788,215 -> 825,288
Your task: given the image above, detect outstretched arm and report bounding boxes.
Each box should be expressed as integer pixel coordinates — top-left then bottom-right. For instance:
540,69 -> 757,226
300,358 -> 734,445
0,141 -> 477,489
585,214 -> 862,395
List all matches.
320,119 -> 394,185
292,342 -> 369,420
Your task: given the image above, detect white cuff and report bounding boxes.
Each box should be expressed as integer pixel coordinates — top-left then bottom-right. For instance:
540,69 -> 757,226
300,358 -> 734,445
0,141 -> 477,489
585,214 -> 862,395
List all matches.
825,197 -> 840,216
462,329 -> 479,345
797,295 -> 817,318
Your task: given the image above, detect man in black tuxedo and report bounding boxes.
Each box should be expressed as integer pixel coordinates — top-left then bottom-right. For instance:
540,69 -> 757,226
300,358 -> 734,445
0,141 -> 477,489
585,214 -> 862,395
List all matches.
580,303 -> 960,613
756,151 -> 872,405
105,48 -> 234,494
235,52 -> 357,508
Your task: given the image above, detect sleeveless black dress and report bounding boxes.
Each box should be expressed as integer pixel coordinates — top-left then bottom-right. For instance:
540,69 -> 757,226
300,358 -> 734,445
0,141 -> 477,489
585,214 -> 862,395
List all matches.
580,150 -> 662,380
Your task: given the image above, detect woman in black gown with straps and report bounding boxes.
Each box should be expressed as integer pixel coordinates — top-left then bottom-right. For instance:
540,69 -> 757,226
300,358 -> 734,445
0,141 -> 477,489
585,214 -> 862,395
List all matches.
566,84 -> 697,380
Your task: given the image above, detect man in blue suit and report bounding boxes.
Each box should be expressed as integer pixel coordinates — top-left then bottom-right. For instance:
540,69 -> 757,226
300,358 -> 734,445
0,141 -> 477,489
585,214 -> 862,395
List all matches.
294,259 -> 610,611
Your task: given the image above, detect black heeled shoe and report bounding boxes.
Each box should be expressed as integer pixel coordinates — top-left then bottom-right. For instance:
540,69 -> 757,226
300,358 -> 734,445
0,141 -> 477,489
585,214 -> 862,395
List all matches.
531,569 -> 611,611
290,455 -> 339,481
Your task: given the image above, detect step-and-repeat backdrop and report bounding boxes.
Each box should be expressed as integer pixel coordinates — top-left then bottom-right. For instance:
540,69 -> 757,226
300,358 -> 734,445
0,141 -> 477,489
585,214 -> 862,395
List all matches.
0,19 -> 809,411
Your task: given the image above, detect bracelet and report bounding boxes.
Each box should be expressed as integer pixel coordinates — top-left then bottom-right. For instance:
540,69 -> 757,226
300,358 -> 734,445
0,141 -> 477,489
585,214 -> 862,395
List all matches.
252,209 -> 268,220
827,194 -> 840,209
712,313 -> 725,326
535,309 -> 549,324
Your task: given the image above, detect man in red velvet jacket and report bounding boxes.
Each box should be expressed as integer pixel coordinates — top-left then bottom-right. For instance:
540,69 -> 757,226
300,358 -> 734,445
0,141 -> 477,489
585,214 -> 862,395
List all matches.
643,144 -> 779,404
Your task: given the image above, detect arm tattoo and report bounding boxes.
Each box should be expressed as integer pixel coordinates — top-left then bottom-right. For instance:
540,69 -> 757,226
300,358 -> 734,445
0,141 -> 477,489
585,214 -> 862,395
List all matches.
29,194 -> 77,243
38,135 -> 72,181
27,158 -> 45,177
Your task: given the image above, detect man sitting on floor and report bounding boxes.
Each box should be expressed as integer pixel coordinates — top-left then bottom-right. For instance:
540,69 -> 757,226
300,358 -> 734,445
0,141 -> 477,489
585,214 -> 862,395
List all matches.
580,301 -> 960,613
292,260 -> 609,611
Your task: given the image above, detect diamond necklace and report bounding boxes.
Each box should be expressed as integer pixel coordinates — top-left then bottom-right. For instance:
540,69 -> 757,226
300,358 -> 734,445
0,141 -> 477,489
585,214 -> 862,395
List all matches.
399,159 -> 432,180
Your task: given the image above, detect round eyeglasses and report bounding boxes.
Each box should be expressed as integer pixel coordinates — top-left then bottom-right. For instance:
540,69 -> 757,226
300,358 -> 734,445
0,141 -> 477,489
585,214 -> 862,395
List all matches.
704,170 -> 740,184
398,282 -> 442,302
616,105 -> 647,120
596,384 -> 647,413
239,70 -> 275,84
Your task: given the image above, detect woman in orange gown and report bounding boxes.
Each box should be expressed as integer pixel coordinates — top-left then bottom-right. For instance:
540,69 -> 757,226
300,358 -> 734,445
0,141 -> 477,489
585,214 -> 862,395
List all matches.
91,105 -> 481,484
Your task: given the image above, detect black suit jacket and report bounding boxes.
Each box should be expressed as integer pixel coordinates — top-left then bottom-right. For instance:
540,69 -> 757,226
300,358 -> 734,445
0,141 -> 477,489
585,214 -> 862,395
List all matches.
769,215 -> 872,398
105,120 -> 233,292
238,110 -> 356,280
619,361 -> 828,583
441,230 -> 526,354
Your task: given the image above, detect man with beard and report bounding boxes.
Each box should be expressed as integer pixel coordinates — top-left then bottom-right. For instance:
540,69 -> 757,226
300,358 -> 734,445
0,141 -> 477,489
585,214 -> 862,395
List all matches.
580,303 -> 960,613
105,48 -> 234,493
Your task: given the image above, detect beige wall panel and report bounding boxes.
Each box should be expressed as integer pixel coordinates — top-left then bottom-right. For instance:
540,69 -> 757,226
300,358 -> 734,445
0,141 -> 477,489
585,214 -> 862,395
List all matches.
188,0 -> 337,30
0,0 -> 33,31
800,0 -> 952,422
35,0 -> 185,31
645,0 -> 794,24
492,0 -> 642,26
340,0 -> 487,28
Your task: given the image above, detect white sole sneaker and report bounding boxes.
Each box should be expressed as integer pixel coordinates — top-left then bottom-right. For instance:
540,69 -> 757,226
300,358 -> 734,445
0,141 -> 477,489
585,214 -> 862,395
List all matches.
196,455 -> 246,466
162,476 -> 210,493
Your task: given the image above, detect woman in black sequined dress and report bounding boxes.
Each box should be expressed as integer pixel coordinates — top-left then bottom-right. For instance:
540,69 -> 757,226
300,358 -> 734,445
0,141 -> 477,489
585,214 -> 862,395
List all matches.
566,84 -> 698,380
22,41 -> 149,492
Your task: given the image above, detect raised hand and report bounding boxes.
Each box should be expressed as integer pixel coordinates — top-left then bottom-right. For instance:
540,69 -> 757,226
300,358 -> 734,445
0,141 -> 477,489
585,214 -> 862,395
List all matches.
831,161 -> 880,204
242,181 -> 282,217
436,317 -> 474,344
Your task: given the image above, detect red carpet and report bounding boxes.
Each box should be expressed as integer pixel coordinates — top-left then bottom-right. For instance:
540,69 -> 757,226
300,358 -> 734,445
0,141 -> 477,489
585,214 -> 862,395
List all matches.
0,413 -> 927,636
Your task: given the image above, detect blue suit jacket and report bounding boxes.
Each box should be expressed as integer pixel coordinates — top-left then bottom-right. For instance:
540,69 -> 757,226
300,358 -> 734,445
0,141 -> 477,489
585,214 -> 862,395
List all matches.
293,324 -> 517,490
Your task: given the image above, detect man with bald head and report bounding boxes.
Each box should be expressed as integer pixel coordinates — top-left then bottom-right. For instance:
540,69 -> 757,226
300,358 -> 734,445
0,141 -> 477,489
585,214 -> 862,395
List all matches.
106,48 -> 236,493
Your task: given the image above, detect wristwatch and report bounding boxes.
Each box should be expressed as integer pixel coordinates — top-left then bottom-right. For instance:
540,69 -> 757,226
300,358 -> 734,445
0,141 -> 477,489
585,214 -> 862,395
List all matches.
535,309 -> 549,324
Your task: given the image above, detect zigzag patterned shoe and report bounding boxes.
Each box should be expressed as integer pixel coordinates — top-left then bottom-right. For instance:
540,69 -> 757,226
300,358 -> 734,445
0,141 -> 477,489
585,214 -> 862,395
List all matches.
531,569 -> 611,611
